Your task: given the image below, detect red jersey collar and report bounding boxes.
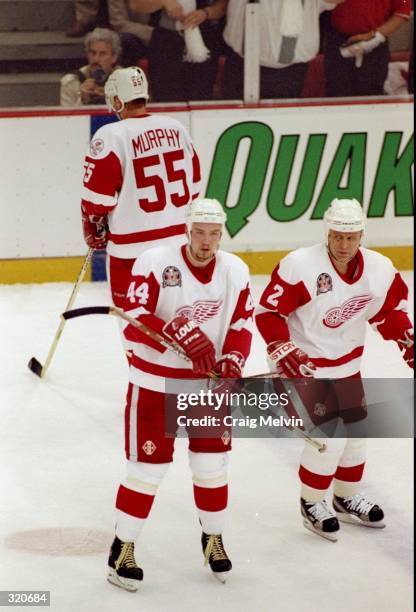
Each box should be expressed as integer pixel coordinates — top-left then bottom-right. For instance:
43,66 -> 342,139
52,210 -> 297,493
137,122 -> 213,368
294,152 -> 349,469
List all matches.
181,244 -> 216,284
328,248 -> 364,284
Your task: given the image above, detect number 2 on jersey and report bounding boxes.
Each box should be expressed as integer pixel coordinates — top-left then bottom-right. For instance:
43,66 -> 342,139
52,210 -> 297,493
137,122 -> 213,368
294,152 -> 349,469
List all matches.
133,150 -> 190,212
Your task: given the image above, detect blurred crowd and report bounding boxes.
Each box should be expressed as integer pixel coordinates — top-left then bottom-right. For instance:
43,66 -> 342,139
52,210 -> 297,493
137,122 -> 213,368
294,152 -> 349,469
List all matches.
60,0 -> 413,106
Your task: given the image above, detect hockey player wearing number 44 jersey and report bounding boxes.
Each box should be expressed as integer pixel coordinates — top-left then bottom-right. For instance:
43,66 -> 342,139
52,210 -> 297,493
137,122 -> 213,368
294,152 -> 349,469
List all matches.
256,198 -> 413,542
80,66 -> 201,312
107,199 -> 254,591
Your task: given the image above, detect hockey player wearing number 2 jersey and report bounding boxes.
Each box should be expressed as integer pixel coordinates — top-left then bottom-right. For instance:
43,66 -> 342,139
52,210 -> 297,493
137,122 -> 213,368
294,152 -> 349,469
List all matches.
107,199 -> 254,591
80,66 -> 201,311
256,199 -> 413,542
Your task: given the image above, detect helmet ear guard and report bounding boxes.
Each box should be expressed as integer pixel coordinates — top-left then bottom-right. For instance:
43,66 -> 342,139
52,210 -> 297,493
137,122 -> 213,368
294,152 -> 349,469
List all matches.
104,66 -> 149,112
185,198 -> 227,233
324,198 -> 366,240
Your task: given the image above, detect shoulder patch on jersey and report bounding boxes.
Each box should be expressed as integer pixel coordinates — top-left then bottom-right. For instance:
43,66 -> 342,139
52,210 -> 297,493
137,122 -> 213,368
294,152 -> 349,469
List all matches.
316,272 -> 333,295
162,266 -> 182,287
89,137 -> 105,157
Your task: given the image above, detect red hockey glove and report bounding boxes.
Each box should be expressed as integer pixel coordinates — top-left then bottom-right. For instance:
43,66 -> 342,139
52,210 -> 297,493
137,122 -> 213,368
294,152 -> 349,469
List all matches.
397,329 -> 414,369
267,340 -> 316,378
213,351 -> 245,379
81,204 -> 108,250
163,316 -> 216,374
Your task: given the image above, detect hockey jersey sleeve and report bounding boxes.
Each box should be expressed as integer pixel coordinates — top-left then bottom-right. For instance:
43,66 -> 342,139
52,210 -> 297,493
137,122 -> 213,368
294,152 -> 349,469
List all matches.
255,256 -> 311,345
368,271 -> 413,341
220,267 -> 254,363
122,253 -> 166,352
80,125 -> 123,217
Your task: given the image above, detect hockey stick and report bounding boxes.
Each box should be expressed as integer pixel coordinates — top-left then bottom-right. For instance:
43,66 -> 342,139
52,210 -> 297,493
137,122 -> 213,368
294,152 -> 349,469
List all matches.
62,305 -> 326,452
27,248 -> 94,378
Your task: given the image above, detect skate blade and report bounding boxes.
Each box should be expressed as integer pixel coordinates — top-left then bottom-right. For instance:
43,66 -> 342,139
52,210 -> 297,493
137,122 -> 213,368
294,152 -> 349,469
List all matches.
107,569 -> 141,592
303,519 -> 338,542
336,513 -> 386,529
212,571 -> 230,584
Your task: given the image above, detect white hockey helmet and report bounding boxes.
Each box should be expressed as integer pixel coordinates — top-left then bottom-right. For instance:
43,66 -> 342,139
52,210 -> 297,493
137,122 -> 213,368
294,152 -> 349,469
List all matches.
104,66 -> 149,111
324,198 -> 366,237
186,198 -> 227,232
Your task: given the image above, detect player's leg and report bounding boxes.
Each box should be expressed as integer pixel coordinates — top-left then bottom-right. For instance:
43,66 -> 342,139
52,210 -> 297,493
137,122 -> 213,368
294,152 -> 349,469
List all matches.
107,255 -> 136,360
333,437 -> 385,528
108,386 -> 174,591
299,436 -> 345,541
188,429 -> 232,581
331,374 -> 384,527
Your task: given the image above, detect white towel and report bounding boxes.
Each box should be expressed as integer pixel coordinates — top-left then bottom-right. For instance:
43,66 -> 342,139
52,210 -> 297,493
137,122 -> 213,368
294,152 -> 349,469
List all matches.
280,0 -> 304,37
176,0 -> 210,63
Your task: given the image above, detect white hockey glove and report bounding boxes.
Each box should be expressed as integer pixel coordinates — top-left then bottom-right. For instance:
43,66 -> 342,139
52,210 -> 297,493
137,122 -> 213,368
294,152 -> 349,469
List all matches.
175,0 -> 210,62
340,31 -> 386,68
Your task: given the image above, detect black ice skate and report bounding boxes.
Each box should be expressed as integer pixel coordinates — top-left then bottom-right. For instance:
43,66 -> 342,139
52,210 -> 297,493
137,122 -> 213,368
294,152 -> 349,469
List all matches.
202,532 -> 232,583
333,494 -> 385,528
301,498 -> 340,542
107,536 -> 143,592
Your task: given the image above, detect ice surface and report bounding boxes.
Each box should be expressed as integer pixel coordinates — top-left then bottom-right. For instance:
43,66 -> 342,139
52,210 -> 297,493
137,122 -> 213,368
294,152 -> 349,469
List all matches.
0,273 -> 413,612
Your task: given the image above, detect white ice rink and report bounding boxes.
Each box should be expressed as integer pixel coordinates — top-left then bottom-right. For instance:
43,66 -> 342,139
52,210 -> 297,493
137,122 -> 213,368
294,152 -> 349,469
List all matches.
0,274 -> 413,612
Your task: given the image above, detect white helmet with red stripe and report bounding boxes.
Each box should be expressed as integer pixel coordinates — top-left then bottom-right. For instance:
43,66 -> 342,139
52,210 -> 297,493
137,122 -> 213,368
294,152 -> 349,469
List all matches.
186,198 -> 227,232
324,198 -> 366,237
104,66 -> 149,111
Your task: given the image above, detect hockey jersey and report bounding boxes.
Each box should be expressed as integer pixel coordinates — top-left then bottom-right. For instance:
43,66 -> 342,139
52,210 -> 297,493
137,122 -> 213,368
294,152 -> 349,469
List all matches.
124,244 -> 254,391
81,114 -> 201,258
256,243 -> 411,378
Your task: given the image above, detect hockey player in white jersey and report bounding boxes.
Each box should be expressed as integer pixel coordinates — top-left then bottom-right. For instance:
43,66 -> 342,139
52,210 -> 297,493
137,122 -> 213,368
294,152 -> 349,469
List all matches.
256,198 -> 413,541
107,198 -> 254,590
80,66 -> 201,311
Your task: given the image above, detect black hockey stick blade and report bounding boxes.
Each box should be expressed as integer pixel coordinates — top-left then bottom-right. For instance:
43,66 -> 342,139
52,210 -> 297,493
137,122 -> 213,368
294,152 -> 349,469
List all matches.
62,306 -> 112,320
28,356 -> 44,377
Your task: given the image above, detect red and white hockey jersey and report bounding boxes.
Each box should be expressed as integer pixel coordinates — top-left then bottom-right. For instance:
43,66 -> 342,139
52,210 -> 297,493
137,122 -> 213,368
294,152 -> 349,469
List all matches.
256,243 -> 412,378
124,244 -> 254,391
81,114 -> 201,258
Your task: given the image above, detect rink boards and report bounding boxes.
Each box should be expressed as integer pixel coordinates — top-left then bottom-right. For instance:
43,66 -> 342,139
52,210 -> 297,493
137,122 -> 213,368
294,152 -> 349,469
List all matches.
0,98 -> 413,282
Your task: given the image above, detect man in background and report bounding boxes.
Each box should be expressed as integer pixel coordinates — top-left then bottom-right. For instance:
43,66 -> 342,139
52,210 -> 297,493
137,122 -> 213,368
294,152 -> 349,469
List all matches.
60,28 -> 122,106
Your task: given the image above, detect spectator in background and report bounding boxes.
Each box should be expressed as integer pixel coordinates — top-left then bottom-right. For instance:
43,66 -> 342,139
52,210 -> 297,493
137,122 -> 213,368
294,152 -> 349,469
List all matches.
67,0 -> 107,38
108,0 -> 154,66
60,28 -> 121,106
222,0 -> 343,100
129,0 -> 228,102
324,0 -> 411,97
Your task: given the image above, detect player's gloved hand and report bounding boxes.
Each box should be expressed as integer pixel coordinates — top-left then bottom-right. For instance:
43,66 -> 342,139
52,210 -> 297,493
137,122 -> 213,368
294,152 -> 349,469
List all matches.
163,315 -> 216,374
213,351 -> 245,379
267,340 -> 316,378
81,204 -> 108,250
397,329 -> 414,369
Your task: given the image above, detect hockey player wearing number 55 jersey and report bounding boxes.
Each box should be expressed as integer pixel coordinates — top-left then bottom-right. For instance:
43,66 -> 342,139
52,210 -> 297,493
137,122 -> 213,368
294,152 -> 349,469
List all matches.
107,199 -> 254,591
256,199 -> 413,541
80,66 -> 201,310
